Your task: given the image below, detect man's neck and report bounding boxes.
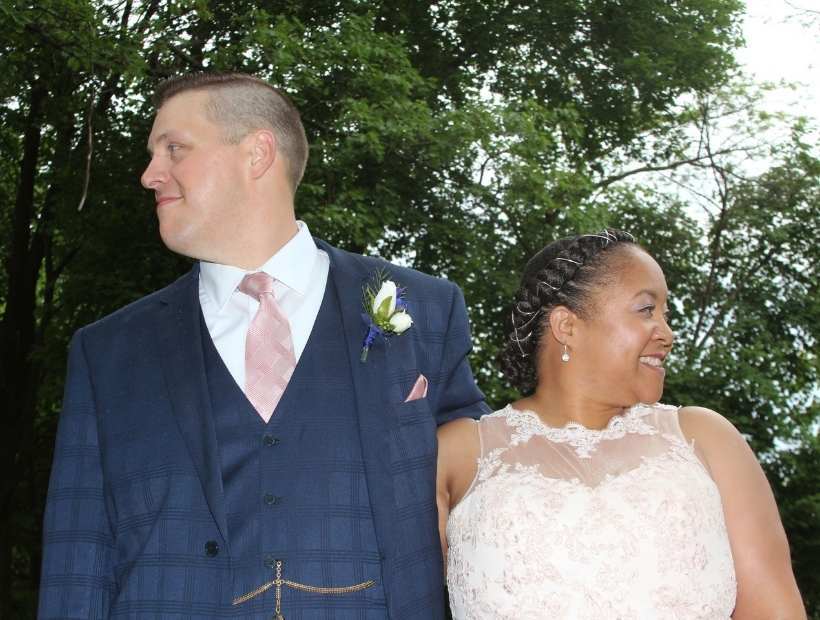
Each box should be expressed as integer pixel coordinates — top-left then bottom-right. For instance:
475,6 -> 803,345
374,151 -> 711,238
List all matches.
215,214 -> 299,271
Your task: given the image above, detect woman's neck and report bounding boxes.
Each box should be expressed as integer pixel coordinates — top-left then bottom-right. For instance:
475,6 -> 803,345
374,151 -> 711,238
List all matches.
514,387 -> 626,431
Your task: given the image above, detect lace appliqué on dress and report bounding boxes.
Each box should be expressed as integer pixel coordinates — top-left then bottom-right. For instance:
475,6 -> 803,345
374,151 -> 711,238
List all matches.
448,403 -> 737,620
490,403 -> 659,458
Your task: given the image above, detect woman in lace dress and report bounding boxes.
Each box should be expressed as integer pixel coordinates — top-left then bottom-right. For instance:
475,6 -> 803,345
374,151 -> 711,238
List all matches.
437,230 -> 805,619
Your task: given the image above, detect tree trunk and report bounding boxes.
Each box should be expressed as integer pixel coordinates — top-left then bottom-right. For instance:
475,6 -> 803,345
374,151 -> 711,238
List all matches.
0,79 -> 46,620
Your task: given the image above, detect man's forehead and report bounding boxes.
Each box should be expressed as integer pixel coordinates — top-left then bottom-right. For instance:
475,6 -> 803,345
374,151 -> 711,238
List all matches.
145,92 -> 211,151
146,131 -> 171,154
151,91 -> 210,127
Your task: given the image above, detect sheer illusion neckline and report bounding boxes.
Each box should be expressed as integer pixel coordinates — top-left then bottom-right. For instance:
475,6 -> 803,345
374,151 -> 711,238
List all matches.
447,402 -> 737,619
498,403 -> 663,458
506,403 -> 654,432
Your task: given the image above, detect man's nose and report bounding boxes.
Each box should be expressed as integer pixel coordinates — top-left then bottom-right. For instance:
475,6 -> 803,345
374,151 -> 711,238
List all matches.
141,156 -> 167,190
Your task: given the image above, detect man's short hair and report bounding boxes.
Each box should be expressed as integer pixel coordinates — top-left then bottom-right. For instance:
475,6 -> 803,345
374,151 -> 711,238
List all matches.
154,73 -> 309,193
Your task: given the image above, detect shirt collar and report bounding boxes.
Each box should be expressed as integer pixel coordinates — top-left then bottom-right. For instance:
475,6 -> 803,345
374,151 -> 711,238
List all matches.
199,221 -> 319,313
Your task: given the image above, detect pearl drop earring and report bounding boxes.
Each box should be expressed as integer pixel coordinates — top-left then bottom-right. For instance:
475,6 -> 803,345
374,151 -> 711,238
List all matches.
561,344 -> 570,363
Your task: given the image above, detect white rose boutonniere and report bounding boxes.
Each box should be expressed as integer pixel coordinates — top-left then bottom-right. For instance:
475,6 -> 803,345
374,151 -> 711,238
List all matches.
360,272 -> 413,362
388,311 -> 413,334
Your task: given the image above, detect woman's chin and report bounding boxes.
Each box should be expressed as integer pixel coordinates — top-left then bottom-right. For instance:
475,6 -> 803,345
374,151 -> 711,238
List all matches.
636,384 -> 665,405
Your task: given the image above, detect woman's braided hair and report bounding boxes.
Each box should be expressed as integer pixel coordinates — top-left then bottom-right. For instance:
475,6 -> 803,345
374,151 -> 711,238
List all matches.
499,228 -> 638,395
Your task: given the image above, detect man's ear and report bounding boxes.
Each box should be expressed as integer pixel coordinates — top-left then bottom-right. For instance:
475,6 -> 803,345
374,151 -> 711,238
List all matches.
248,129 -> 277,179
548,305 -> 577,348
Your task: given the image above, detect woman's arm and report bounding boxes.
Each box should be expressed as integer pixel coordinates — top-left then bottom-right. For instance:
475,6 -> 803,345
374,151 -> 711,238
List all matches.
436,418 -> 480,568
679,406 -> 806,620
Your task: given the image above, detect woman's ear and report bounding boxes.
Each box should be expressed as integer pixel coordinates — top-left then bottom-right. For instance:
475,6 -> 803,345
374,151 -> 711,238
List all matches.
548,305 -> 577,348
248,129 -> 277,179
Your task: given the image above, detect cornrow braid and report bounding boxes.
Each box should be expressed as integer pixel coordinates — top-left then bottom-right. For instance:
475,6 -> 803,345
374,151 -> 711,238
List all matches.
499,228 -> 637,395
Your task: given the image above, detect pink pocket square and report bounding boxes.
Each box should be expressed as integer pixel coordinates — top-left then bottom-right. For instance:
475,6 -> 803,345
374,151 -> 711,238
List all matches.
404,374 -> 428,402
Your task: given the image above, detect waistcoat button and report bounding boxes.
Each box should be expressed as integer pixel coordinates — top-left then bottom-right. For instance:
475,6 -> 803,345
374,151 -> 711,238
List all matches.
204,540 -> 219,557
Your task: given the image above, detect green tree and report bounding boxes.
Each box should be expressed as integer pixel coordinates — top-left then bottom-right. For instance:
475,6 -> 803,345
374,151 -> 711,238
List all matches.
603,117 -> 820,612
5,1 -> 788,617
459,78 -> 820,612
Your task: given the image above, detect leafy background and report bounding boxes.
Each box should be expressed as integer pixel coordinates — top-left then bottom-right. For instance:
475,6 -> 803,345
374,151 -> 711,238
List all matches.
1,0 -> 817,617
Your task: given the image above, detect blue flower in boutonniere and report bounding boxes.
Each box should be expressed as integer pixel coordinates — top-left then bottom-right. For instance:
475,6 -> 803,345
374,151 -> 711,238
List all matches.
360,272 -> 413,362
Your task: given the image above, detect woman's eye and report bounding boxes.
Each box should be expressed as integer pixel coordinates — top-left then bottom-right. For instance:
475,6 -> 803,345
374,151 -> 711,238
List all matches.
640,305 -> 655,316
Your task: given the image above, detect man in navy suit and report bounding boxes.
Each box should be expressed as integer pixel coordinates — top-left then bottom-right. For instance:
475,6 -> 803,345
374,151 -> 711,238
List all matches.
39,73 -> 488,619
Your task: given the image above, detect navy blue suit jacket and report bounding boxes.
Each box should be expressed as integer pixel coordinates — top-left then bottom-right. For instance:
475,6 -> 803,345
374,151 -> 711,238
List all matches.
38,241 -> 488,619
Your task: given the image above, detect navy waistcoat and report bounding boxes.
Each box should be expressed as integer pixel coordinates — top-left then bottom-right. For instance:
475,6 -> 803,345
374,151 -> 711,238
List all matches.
203,277 -> 388,618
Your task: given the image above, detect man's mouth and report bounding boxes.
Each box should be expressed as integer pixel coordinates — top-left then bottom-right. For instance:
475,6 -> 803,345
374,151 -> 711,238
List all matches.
156,196 -> 180,207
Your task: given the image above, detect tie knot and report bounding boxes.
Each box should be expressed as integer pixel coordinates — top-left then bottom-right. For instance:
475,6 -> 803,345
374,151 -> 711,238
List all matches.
239,272 -> 276,300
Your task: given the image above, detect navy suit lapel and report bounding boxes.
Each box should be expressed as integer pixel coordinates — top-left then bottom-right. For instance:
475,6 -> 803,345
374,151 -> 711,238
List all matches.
317,241 -> 398,562
155,265 -> 229,548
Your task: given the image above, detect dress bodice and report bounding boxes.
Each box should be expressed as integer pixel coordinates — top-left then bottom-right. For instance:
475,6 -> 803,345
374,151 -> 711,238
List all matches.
446,403 -> 737,619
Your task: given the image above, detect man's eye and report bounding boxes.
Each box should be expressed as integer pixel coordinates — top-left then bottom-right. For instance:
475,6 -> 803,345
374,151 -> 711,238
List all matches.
168,143 -> 182,153
640,305 -> 655,316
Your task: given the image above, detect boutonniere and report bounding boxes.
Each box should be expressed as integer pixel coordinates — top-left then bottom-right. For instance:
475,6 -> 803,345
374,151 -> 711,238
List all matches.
360,272 -> 413,362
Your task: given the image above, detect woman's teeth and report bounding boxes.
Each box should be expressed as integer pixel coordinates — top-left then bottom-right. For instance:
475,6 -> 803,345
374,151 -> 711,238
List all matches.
639,356 -> 663,367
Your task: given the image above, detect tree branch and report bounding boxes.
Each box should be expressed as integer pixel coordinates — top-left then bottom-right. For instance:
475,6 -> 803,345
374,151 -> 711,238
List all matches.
77,91 -> 95,212
694,244 -> 780,351
594,146 -> 757,190
689,119 -> 732,352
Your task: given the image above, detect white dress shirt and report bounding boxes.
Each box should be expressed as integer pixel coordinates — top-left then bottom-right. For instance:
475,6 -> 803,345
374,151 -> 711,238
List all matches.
198,222 -> 329,390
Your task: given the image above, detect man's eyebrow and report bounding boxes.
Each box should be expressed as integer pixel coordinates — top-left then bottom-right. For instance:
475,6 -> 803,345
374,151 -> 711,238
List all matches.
146,132 -> 169,155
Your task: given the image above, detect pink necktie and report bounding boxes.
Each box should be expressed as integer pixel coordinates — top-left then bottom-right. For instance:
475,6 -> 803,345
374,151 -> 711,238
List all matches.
238,272 -> 296,422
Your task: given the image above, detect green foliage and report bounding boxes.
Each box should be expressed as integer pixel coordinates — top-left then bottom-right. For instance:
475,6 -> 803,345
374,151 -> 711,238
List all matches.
769,431 -> 820,615
604,131 -> 820,615
3,0 -> 818,616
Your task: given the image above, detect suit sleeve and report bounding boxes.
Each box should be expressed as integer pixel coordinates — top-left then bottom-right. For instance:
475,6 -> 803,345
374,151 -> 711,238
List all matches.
432,282 -> 491,426
38,330 -> 115,619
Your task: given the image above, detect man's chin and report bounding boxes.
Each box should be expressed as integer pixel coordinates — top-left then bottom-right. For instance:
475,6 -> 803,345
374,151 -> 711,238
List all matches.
158,229 -> 208,262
